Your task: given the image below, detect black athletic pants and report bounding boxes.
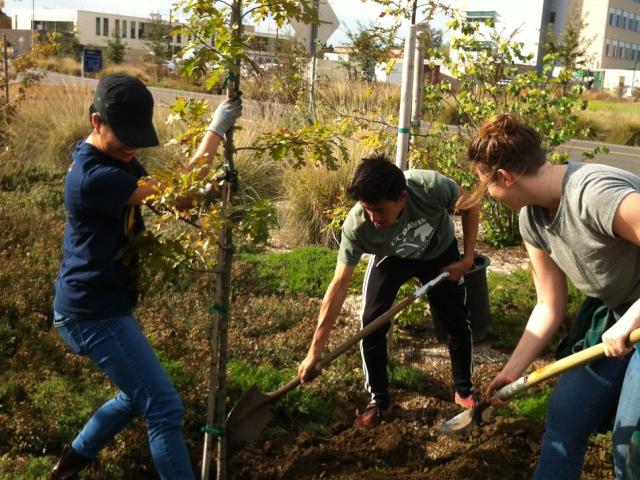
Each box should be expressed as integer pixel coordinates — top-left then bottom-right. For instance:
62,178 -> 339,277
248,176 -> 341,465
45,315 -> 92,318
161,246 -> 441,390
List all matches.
359,240 -> 473,408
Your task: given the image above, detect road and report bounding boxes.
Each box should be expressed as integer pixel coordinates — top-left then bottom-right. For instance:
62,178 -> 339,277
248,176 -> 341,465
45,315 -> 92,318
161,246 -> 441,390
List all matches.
559,139 -> 640,176
38,71 -> 285,117
39,72 -> 640,175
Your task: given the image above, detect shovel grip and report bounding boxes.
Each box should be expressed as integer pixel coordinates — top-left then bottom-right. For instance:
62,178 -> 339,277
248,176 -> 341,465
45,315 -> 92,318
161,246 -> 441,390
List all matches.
496,327 -> 640,401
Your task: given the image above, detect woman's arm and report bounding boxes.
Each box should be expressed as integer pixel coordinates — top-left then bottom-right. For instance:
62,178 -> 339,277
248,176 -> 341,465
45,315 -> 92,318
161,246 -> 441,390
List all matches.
128,94 -> 242,206
602,192 -> 640,357
486,241 -> 568,400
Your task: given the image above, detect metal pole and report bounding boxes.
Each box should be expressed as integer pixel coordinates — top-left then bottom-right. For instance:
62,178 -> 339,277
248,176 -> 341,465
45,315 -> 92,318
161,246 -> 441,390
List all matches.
3,35 -> 9,105
631,54 -> 639,95
308,0 -> 319,122
410,33 -> 425,140
395,23 -> 417,170
167,9 -> 172,59
31,0 -> 34,47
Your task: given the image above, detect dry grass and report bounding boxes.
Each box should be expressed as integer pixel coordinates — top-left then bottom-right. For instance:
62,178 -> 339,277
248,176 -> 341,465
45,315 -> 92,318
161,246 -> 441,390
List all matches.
577,100 -> 640,145
34,56 -> 81,76
315,80 -> 400,120
3,79 -> 405,246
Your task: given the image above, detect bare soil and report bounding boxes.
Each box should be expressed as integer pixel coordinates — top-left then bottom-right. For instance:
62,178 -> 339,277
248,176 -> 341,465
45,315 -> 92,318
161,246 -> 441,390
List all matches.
229,330 -> 613,480
229,227 -> 614,479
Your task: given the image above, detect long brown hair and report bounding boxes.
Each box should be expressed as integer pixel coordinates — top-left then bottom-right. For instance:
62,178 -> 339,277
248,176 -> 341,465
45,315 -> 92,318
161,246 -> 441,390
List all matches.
461,113 -> 546,208
469,113 -> 546,177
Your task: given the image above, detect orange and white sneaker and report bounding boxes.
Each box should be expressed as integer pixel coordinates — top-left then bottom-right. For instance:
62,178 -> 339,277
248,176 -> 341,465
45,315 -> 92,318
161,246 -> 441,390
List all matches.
353,401 -> 393,428
454,391 -> 479,410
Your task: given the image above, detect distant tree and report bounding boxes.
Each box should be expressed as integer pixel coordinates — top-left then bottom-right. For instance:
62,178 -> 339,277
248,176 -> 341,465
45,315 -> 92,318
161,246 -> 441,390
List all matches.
145,13 -> 171,65
418,23 -> 443,51
106,30 -> 127,65
343,22 -> 398,83
59,33 -> 83,61
268,37 -> 310,102
0,9 -> 11,29
545,8 -> 593,75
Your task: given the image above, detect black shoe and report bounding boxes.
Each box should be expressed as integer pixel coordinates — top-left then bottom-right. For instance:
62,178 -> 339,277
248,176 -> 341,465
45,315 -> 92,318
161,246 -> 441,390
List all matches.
51,446 -> 92,480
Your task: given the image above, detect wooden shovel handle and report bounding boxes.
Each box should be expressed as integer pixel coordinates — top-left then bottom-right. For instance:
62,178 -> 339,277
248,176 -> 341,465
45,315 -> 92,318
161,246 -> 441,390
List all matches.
267,272 -> 451,401
497,328 -> 640,401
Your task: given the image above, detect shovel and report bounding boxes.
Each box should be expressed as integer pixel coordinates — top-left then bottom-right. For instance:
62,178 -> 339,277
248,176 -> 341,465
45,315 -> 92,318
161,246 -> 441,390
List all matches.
226,272 -> 450,452
437,327 -> 640,435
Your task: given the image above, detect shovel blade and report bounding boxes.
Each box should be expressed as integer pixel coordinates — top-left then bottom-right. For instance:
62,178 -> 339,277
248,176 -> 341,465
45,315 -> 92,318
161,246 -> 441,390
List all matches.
227,384 -> 274,452
436,409 -> 475,435
436,402 -> 496,435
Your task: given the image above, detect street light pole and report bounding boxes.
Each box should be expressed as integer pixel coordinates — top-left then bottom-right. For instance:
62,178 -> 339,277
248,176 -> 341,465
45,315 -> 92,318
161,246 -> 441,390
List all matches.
632,53 -> 639,96
31,0 -> 34,47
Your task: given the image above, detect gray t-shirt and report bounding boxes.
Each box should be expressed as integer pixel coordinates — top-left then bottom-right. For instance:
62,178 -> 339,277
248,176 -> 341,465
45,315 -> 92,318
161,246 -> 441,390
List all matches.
520,162 -> 640,308
338,169 -> 459,266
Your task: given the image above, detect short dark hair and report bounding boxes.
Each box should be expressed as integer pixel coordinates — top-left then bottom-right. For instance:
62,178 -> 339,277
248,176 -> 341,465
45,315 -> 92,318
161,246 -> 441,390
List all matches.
347,153 -> 406,203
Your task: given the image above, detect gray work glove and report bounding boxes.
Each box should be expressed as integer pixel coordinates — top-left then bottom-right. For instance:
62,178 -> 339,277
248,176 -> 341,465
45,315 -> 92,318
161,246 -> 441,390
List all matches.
207,92 -> 242,138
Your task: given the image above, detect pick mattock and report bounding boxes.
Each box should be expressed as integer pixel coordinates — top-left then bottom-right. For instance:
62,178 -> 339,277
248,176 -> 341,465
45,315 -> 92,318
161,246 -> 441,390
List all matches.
226,272 -> 451,453
437,327 -> 640,435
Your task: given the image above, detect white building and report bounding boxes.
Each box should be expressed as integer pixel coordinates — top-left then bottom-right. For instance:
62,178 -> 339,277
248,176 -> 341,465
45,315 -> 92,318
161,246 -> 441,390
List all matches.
451,0 -> 640,93
9,8 -> 300,67
10,8 -> 182,61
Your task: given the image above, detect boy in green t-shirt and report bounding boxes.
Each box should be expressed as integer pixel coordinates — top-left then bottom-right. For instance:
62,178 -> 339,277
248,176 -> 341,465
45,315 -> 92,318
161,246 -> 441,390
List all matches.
297,154 -> 481,428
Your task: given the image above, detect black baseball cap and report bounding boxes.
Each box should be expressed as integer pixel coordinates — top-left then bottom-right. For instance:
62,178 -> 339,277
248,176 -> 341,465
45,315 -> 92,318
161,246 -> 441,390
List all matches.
91,74 -> 159,148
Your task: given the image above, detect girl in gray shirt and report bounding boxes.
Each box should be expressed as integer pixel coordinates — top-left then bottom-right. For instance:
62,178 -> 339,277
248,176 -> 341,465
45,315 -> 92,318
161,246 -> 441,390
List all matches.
468,113 -> 640,480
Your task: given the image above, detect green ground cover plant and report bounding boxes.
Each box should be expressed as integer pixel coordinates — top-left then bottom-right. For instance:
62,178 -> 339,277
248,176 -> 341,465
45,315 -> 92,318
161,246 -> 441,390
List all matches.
488,269 -> 586,349
234,246 -> 368,298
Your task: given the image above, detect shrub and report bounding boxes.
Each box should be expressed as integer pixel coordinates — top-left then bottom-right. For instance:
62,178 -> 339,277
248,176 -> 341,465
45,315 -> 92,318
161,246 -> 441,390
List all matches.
281,157 -> 357,246
394,279 -> 428,330
607,120 -> 640,146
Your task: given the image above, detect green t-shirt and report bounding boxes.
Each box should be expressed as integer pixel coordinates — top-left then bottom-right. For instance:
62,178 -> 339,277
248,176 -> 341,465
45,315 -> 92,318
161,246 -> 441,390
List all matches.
337,169 -> 459,266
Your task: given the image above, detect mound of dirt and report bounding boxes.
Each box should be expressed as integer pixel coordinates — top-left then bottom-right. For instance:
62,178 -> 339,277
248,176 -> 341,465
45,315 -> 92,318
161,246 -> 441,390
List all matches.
230,400 -> 545,480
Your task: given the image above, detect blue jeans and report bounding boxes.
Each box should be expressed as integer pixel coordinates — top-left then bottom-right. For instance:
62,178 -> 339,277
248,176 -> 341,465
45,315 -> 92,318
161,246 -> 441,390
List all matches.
534,350 -> 636,480
54,311 -> 195,480
614,347 -> 640,479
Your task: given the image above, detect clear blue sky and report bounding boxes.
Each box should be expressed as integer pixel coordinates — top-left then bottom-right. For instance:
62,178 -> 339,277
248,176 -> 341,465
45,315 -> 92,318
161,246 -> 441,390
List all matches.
5,0 -> 447,46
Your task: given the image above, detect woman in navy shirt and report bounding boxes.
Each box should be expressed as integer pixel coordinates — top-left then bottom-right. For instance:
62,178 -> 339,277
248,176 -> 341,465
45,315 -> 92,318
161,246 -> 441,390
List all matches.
51,74 -> 241,480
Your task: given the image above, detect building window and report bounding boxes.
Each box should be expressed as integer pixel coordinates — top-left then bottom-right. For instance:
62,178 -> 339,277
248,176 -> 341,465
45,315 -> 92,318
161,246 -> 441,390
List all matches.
122,20 -> 127,38
617,9 -> 622,28
103,18 -> 109,36
115,19 -> 120,37
605,39 -> 611,57
175,33 -> 181,44
138,22 -> 145,40
96,17 -> 101,36
609,8 -> 615,26
131,21 -> 136,39
549,11 -> 556,24
623,12 -> 628,30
